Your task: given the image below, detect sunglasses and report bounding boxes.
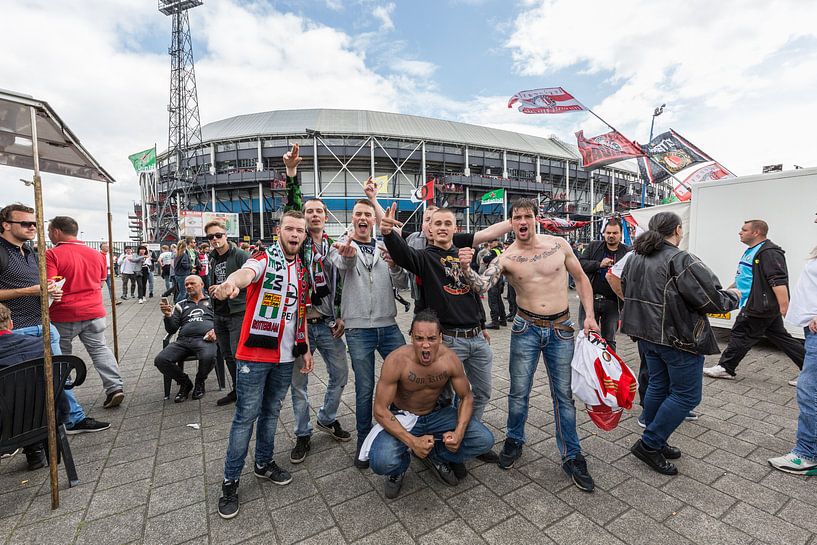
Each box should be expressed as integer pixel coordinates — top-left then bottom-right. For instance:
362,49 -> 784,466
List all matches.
206,232 -> 226,240
5,221 -> 38,228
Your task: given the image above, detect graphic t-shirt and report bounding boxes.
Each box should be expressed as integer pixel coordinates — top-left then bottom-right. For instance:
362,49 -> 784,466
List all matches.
235,255 -> 299,363
735,242 -> 765,308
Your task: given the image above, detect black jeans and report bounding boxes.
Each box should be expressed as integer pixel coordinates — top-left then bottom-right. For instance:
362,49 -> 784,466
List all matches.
719,310 -> 805,375
578,297 -> 621,352
154,336 -> 217,385
137,271 -> 148,299
214,313 -> 244,391
507,283 -> 518,317
488,279 -> 506,323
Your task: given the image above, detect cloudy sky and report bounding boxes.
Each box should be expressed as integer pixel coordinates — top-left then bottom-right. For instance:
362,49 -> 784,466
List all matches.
2,0 -> 816,239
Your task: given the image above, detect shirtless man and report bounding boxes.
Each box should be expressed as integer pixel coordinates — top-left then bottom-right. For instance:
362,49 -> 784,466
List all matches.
362,310 -> 494,498
459,198 -> 600,492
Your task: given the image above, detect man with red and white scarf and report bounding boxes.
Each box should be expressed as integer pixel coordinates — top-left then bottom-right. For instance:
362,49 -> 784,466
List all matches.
215,210 -> 313,520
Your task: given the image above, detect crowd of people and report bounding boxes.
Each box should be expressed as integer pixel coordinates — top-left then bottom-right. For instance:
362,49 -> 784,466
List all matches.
0,144 -> 814,522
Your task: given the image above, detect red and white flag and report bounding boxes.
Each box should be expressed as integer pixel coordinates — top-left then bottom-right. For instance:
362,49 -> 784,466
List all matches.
410,180 -> 435,203
508,87 -> 586,114
575,130 -> 645,169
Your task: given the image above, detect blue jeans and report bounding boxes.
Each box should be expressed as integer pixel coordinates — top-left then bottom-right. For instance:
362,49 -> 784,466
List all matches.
639,340 -> 704,450
794,329 -> 817,461
13,324 -> 85,427
174,276 -> 187,302
345,325 -> 405,448
223,360 -> 294,481
291,320 -> 349,437
507,315 -> 581,461
442,333 -> 493,421
369,406 -> 494,476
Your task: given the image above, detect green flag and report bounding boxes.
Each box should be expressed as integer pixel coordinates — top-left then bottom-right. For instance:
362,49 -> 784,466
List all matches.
128,147 -> 156,172
481,188 -> 504,205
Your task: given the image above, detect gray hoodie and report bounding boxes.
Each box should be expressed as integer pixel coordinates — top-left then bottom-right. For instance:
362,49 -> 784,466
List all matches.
328,236 -> 409,330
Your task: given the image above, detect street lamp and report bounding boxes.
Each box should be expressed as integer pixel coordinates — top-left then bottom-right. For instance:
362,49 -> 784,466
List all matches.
642,104 -> 666,207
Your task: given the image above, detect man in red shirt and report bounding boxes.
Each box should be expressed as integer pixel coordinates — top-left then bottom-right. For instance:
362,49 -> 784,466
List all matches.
47,216 -> 125,408
214,210 -> 313,520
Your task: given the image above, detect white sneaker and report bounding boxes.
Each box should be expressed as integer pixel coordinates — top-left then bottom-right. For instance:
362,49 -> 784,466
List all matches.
788,377 -> 798,387
138,298 -> 145,304
768,452 -> 817,476
703,364 -> 734,379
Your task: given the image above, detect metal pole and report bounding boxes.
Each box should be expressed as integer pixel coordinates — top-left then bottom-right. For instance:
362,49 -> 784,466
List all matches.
611,169 -> 616,214
313,136 -> 320,198
106,181 -> 120,363
536,193 -> 541,234
565,160 -> 570,221
590,174 -> 595,239
370,138 -> 375,178
503,190 -> 507,222
30,106 -> 60,509
211,187 -> 216,212
258,182 -> 264,240
421,142 -> 427,212
465,187 -> 470,232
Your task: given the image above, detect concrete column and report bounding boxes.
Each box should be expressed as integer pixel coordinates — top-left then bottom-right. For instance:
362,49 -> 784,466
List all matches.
465,187 -> 471,231
421,142 -> 427,211
565,160 -> 570,220
590,174 -> 595,239
211,187 -> 216,212
464,146 -> 471,177
502,150 -> 508,179
256,138 -> 263,171
535,156 -> 541,183
258,182 -> 264,240
209,144 -> 216,175
313,136 -> 320,198
610,170 -> 616,214
536,192 -> 541,234
370,138 -> 375,178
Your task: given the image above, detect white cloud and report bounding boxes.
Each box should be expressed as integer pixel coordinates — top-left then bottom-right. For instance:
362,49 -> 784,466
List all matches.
325,0 -> 344,10
392,59 -> 438,78
504,0 -> 817,174
371,3 -> 396,31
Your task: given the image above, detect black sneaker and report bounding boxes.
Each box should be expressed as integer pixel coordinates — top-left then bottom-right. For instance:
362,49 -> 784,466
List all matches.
420,453 -> 458,486
316,420 -> 352,442
384,472 -> 405,499
476,450 -> 499,463
354,446 -> 369,469
103,389 -> 125,409
661,445 -> 682,460
498,438 -> 523,469
65,417 -> 110,435
450,462 -> 467,480
630,439 -> 678,475
562,453 -> 595,492
25,448 -> 46,471
289,436 -> 311,464
191,380 -> 205,400
254,460 -> 292,485
217,390 -> 237,406
485,323 -> 501,330
174,380 -> 193,403
218,479 -> 240,519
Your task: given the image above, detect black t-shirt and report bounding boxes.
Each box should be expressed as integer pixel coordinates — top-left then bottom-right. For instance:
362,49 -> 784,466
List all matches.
384,232 -> 484,329
208,251 -> 232,315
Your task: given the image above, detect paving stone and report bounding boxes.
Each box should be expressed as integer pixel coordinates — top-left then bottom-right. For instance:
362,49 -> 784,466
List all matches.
545,512 -> 627,545
723,501 -> 811,545
418,518 -> 487,544
315,466 -> 374,506
502,482 -> 572,529
144,501 -> 207,545
759,471 -> 817,508
7,510 -> 84,545
75,509 -> 146,545
271,493 -> 335,545
331,490 -> 397,541
778,499 -> 817,536
153,454 -> 205,485
483,515 -> 556,545
701,448 -> 773,482
556,484 -> 629,525
86,478 -> 150,521
208,497 -> 274,545
106,439 -> 159,467
665,506 -> 753,545
389,487 -> 457,538
148,475 -> 206,518
606,509 -> 693,545
609,477 -> 685,522
711,473 -> 790,514
662,475 -> 738,518
96,455 -> 155,491
445,484 -> 511,533
295,526 -> 346,545
350,522 -> 414,545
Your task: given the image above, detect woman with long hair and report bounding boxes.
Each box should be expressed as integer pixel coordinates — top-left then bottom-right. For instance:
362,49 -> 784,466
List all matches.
619,212 -> 741,475
173,240 -> 192,302
768,216 -> 817,475
130,246 -> 148,303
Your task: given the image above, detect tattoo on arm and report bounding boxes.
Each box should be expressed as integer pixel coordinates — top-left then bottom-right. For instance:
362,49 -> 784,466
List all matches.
390,415 -> 397,421
462,260 -> 502,294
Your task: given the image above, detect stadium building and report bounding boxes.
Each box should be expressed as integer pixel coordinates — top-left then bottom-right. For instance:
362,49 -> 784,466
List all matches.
149,109 -> 668,240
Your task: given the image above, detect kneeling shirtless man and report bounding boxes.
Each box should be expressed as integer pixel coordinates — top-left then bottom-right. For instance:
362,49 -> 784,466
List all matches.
361,310 -> 494,498
460,198 -> 599,492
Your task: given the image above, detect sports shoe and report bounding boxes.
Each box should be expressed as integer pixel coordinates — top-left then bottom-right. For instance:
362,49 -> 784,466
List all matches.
65,417 -> 110,435
684,411 -> 700,422
216,390 -> 236,406
384,472 -> 405,499
788,377 -> 798,387
218,479 -> 240,519
191,380 -> 205,400
637,414 -> 647,428
25,448 -> 46,470
661,445 -> 682,460
703,364 -> 735,379
420,453 -> 458,486
631,439 -> 678,475
0,448 -> 21,460
174,380 -> 193,403
254,460 -> 292,485
768,452 -> 817,476
562,453 -> 595,492
289,436 -> 310,464
498,438 -> 523,470
476,450 -> 499,463
138,298 -> 145,304
316,420 -> 352,442
450,462 -> 467,480
103,389 -> 125,409
354,446 -> 369,469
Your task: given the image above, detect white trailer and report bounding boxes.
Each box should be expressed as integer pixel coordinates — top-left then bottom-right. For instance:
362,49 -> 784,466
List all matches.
687,167 -> 817,339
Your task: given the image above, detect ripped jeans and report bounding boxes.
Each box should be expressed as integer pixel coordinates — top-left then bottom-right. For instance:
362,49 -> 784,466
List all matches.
223,360 -> 293,481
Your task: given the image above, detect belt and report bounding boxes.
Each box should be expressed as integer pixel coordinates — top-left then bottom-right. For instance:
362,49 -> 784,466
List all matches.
307,316 -> 326,325
442,326 -> 482,339
516,309 -> 573,331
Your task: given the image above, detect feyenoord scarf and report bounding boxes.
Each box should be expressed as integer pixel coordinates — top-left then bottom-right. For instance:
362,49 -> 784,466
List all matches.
246,241 -> 307,355
304,234 -> 331,305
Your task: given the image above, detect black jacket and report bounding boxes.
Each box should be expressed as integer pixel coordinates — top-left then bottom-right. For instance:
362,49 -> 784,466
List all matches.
579,241 -> 630,300
745,240 -> 789,317
620,242 -> 740,355
208,243 -> 250,315
164,296 -> 215,338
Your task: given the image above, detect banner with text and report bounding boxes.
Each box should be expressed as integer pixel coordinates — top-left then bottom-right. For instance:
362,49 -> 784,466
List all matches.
575,130 -> 645,169
179,211 -> 240,238
507,87 -> 586,114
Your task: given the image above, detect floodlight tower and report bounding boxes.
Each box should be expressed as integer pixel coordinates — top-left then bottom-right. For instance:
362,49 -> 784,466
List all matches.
154,0 -> 204,241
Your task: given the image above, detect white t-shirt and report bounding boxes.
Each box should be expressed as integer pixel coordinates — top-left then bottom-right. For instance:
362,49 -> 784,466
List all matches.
243,256 -> 299,363
785,258 -> 817,328
159,251 -> 174,267
609,250 -> 633,279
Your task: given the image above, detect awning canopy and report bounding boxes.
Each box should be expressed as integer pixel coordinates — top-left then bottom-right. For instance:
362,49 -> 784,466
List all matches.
0,88 -> 115,183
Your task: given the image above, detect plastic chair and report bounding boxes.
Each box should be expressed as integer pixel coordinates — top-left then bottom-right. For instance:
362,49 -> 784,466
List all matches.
0,355 -> 86,487
161,333 -> 225,399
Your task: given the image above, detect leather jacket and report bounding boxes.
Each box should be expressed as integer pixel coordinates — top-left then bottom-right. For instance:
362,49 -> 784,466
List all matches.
620,241 -> 740,355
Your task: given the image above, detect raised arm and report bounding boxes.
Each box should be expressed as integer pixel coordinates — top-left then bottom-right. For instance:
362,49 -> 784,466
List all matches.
283,143 -> 303,212
457,246 -> 504,295
471,219 -> 512,246
364,178 -> 388,226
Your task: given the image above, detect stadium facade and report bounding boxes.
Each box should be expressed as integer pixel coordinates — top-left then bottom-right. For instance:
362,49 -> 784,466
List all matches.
145,109 -> 669,240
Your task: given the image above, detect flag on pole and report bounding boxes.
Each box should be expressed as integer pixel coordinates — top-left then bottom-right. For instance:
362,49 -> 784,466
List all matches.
637,129 -> 713,185
575,130 -> 645,169
373,175 -> 389,195
128,146 -> 156,172
410,180 -> 435,203
537,217 -> 590,234
507,87 -> 586,114
481,188 -> 505,205
592,198 -> 605,214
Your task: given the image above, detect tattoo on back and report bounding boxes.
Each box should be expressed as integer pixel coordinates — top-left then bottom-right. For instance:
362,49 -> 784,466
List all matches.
506,241 -> 562,263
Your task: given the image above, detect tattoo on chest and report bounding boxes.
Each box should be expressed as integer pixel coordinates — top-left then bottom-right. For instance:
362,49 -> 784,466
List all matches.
407,370 -> 449,385
506,241 -> 562,263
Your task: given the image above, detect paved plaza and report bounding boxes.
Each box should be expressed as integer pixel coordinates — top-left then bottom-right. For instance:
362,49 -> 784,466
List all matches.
0,293 -> 813,545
